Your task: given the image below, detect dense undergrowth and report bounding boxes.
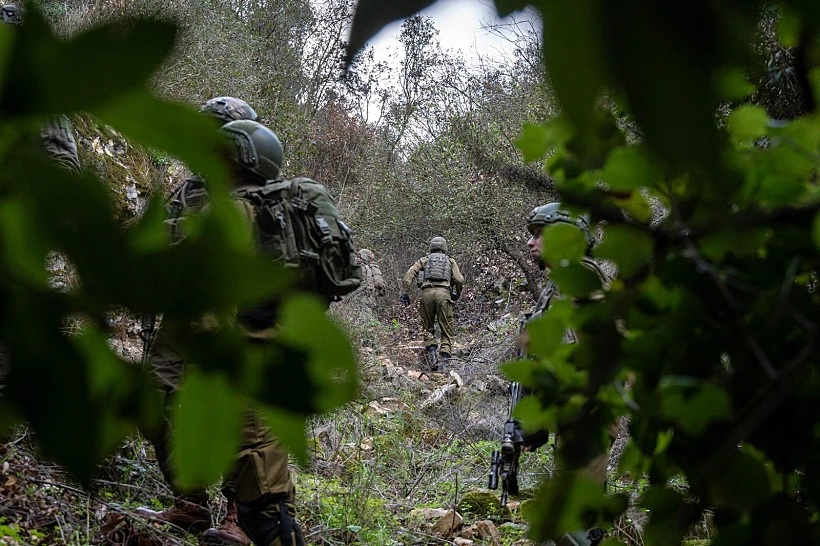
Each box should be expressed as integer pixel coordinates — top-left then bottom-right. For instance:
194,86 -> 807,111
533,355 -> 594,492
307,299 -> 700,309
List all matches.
0,291 -> 716,546
0,119 -> 720,546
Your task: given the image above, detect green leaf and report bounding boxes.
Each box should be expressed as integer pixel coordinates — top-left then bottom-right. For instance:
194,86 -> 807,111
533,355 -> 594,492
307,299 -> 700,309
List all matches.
541,222 -> 587,266
526,300 -> 574,357
660,383 -> 730,436
715,68 -> 756,101
614,191 -> 653,224
512,396 -> 557,435
516,119 -> 575,162
1,7 -> 176,117
599,0 -> 723,170
548,262 -> 605,298
640,487 -> 687,546
260,407 -> 309,465
173,370 -> 243,489
0,199 -> 48,283
501,359 -> 538,386
538,0 -> 605,138
727,106 -> 769,142
698,227 -> 769,262
813,213 -> 820,250
758,174 -> 804,207
593,225 -> 653,278
277,295 -> 358,412
603,146 -> 658,191
525,473 -> 627,541
710,451 -> 770,512
90,91 -> 229,188
777,8 -> 802,48
343,0 -> 438,67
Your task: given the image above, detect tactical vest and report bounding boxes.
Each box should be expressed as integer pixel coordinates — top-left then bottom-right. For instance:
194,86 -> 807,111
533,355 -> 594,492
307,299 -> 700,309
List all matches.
424,253 -> 451,283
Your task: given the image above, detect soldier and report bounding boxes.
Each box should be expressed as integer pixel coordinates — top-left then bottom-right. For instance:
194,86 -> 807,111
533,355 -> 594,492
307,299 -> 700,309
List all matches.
401,237 -> 464,372
356,249 -> 385,307
0,2 -> 81,395
135,97 -> 260,546
521,202 -> 612,546
140,119 -> 309,546
1,3 -> 81,174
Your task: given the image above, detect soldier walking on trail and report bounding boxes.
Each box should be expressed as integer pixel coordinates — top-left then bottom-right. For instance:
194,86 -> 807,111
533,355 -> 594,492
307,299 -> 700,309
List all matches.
139,116 -> 318,546
135,97 -> 259,546
356,249 -> 385,306
401,237 -> 464,372
519,202 -> 613,546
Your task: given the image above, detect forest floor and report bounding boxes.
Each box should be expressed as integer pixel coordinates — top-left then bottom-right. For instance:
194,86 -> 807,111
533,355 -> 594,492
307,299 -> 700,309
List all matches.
0,288 -> 714,546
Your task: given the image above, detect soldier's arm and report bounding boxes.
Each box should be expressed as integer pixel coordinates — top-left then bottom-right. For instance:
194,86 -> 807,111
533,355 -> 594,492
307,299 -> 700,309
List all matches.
402,257 -> 426,293
450,259 -> 465,294
41,115 -> 80,173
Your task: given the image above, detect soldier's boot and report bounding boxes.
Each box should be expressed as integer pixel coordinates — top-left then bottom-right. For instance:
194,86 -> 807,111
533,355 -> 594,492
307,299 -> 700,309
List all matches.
426,346 -> 438,372
134,495 -> 211,533
438,352 -> 451,373
557,527 -> 605,546
202,497 -> 252,546
238,495 -> 306,546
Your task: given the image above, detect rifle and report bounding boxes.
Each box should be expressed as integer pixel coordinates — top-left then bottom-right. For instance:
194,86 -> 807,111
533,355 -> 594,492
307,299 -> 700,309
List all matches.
489,381 -> 523,507
139,313 -> 157,370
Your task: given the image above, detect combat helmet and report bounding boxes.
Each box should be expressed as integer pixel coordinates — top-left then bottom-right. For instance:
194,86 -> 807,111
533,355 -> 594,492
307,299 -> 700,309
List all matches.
527,202 -> 594,248
220,120 -> 283,181
1,3 -> 23,24
429,237 -> 448,253
201,96 -> 258,123
359,249 -> 375,263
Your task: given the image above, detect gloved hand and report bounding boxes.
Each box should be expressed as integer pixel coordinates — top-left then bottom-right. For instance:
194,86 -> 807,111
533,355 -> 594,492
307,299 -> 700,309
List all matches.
400,294 -> 410,306
451,290 -> 460,301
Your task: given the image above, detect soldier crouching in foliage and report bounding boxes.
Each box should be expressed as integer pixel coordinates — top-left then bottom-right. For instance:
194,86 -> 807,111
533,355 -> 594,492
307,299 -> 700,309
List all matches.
401,237 -> 464,373
518,203 -> 614,546
135,97 -> 259,546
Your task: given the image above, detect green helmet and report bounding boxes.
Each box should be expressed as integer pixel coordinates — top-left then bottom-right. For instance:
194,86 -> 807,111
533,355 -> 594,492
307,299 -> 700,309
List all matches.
201,96 -> 258,123
429,237 -> 448,253
527,202 -> 594,247
1,3 -> 23,24
220,120 -> 283,182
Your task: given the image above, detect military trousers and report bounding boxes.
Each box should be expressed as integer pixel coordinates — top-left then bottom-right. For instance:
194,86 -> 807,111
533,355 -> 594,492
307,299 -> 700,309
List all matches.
145,330 -> 295,512
420,286 -> 455,355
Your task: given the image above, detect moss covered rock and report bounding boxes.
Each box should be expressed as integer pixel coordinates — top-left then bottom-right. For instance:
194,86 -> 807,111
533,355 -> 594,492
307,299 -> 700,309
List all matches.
457,490 -> 512,522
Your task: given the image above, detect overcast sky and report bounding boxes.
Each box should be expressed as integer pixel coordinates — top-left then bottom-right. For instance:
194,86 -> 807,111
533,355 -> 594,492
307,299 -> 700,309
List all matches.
366,0 -> 530,65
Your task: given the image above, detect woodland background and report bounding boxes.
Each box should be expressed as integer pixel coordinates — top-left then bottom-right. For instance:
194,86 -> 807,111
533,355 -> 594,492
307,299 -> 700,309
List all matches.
0,0 -> 817,545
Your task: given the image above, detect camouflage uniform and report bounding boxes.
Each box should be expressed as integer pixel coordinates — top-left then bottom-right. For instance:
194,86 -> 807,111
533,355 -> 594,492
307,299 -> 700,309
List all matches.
139,101 -> 300,546
520,203 -> 614,546
1,4 -> 81,174
356,249 -> 385,307
402,238 -> 464,358
143,119 -> 304,546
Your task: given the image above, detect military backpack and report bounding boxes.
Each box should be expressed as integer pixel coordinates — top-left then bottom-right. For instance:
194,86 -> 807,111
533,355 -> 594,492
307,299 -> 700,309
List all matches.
232,177 -> 362,298
165,176 -> 362,299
